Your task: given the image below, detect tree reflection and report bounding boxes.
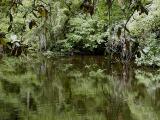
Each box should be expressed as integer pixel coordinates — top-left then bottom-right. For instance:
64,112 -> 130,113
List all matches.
0,56 -> 159,120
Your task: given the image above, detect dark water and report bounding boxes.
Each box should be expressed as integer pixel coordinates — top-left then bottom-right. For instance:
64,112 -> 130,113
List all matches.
0,56 -> 160,120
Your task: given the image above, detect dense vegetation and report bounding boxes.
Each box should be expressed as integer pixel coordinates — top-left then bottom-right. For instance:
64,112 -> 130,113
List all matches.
0,0 -> 159,66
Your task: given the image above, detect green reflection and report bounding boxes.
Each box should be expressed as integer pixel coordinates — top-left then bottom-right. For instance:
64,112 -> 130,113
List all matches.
0,56 -> 159,120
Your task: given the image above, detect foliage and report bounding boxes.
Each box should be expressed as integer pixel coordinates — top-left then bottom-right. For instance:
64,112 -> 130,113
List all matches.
135,32 -> 160,66
128,0 -> 160,35
59,15 -> 107,53
123,0 -> 160,66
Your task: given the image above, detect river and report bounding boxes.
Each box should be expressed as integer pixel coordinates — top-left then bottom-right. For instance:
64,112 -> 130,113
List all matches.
0,56 -> 159,120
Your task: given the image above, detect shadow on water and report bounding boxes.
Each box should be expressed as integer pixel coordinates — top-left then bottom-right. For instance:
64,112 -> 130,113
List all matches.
0,55 -> 160,120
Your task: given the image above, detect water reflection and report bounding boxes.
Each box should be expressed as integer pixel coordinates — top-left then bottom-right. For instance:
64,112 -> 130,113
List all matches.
0,56 -> 159,120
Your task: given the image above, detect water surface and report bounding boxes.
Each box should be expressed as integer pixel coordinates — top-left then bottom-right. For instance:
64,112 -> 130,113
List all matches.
0,56 -> 159,120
